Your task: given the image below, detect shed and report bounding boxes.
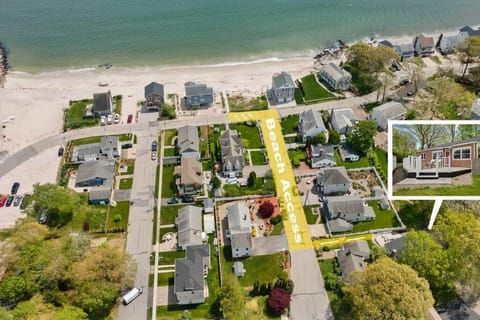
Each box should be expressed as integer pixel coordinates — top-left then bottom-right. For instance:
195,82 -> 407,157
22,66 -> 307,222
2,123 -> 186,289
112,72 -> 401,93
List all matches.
233,261 -> 245,277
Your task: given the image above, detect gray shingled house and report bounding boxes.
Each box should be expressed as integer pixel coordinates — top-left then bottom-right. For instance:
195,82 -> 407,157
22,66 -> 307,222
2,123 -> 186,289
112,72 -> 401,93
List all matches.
299,109 -> 329,143
177,125 -> 200,160
315,166 -> 350,196
144,82 -> 164,111
271,71 -> 295,104
75,160 -> 115,188
175,156 -> 203,196
175,206 -> 204,250
91,91 -> 114,117
74,136 -> 121,163
325,196 -> 376,223
310,144 -> 336,168
330,108 -> 358,136
318,63 -> 352,91
226,202 -> 252,259
336,240 -> 371,280
174,244 -> 210,305
184,81 -> 214,108
414,34 -> 435,56
370,101 -> 406,131
220,130 -> 244,177
338,143 -> 360,162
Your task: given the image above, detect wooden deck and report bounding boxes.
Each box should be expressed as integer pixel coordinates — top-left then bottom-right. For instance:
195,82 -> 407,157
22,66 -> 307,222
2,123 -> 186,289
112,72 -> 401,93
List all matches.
406,167 -> 471,179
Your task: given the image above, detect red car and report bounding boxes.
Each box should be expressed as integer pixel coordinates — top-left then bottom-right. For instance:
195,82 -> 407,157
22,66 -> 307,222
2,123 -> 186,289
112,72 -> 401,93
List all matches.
127,114 -> 133,124
0,195 -> 7,207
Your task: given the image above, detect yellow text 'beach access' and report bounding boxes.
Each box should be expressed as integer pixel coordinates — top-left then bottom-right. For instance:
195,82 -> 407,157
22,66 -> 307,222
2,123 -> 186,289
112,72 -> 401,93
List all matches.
229,110 -> 312,251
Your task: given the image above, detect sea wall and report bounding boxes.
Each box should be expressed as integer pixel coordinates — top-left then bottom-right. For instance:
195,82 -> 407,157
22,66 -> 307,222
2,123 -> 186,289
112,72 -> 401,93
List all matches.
0,42 -> 9,87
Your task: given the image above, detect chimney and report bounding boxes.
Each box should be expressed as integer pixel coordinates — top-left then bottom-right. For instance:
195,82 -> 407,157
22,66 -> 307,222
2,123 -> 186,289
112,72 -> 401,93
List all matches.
243,214 -> 247,221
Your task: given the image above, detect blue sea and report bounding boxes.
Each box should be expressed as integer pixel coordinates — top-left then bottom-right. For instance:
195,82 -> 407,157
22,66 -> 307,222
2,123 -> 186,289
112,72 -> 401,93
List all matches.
1,0 -> 479,72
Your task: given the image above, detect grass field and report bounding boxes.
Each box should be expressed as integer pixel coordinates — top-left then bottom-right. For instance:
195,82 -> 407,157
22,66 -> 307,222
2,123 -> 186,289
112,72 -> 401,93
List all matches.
334,150 -> 371,169
250,150 -> 267,165
303,205 -> 321,224
107,201 -> 130,230
318,259 -> 350,319
64,99 -> 98,130
160,205 -> 188,225
229,123 -> 263,149
347,201 -> 400,233
375,149 -> 388,175
228,94 -> 268,112
163,148 -> 176,157
161,165 -> 176,198
164,129 -> 177,146
119,178 -> 133,190
158,250 -> 185,265
294,88 -> 304,105
300,74 -> 335,102
281,114 -> 299,134
394,176 -> 480,196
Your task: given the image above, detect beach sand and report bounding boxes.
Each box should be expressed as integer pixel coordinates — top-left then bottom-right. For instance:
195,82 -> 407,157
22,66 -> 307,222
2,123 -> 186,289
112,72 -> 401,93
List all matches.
0,58 -> 314,153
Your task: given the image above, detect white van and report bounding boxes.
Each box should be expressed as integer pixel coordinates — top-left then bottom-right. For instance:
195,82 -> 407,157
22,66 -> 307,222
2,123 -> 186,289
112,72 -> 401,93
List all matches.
122,287 -> 143,305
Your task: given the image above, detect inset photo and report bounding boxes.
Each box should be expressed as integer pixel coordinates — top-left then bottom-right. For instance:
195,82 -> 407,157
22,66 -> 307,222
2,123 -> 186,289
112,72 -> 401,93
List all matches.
389,121 -> 480,199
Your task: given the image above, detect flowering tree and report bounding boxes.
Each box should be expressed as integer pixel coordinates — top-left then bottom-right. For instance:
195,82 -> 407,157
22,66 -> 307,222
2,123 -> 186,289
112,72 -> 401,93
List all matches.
267,287 -> 291,315
258,201 -> 274,219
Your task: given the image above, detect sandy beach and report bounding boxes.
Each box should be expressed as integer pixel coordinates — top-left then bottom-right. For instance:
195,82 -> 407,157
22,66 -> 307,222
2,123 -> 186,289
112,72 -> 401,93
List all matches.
0,58 -> 314,154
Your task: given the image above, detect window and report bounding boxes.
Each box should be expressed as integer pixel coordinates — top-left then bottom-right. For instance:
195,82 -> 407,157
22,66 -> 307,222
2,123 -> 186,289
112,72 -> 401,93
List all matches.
453,147 -> 471,159
421,153 -> 426,160
432,151 -> 443,160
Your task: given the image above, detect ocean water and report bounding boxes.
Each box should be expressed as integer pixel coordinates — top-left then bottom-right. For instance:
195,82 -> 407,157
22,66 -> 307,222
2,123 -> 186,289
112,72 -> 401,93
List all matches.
1,0 -> 479,72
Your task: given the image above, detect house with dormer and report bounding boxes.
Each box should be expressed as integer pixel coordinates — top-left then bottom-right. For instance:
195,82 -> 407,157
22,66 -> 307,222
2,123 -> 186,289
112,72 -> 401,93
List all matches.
299,109 -> 329,143
271,71 -> 296,104
226,202 -> 252,259
177,125 -> 200,160
220,130 -> 244,177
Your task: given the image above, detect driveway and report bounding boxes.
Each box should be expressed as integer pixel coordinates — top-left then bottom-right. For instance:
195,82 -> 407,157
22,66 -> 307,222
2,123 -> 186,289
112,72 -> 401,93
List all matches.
253,235 -> 288,256
156,285 -> 177,306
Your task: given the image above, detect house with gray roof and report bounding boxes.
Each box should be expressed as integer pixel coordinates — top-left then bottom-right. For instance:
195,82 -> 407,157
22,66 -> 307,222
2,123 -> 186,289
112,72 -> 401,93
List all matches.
325,196 -> 376,223
174,244 -> 210,305
203,198 -> 214,213
88,189 -> 111,205
460,25 -> 480,37
414,34 -> 435,56
470,97 -> 480,120
379,40 -> 414,60
226,202 -> 252,258
144,82 -> 164,111
175,206 -> 204,250
318,63 -> 352,91
327,218 -> 353,233
385,236 -> 406,258
75,160 -> 115,188
371,101 -> 406,131
220,130 -> 244,177
74,136 -> 121,163
184,81 -> 214,108
177,125 -> 200,160
336,240 -> 370,280
310,144 -> 336,168
338,143 -> 359,162
437,33 -> 468,55
316,166 -> 350,196
175,157 -> 203,196
91,91 -> 114,117
299,109 -> 329,143
271,71 -> 295,104
330,108 -> 357,135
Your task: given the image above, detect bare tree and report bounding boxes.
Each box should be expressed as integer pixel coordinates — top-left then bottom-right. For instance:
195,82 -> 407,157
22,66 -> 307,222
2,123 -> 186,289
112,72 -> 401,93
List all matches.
403,124 -> 449,150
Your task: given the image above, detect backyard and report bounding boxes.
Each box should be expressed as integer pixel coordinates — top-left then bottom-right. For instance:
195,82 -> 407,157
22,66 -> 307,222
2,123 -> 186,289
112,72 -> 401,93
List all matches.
349,201 -> 400,233
298,74 -> 336,103
160,205 -> 188,225
303,205 -> 321,224
161,165 -> 176,198
228,94 -> 269,112
64,99 -> 98,130
107,201 -> 130,231
229,122 -> 263,149
223,177 -> 275,197
250,150 -> 267,165
280,114 -> 299,134
334,150 -> 370,169
288,149 -> 306,167
318,259 -> 350,319
394,175 -> 480,196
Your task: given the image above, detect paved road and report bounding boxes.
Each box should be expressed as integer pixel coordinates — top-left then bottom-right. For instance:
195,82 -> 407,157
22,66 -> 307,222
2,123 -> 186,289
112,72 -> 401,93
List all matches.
117,131 -> 158,320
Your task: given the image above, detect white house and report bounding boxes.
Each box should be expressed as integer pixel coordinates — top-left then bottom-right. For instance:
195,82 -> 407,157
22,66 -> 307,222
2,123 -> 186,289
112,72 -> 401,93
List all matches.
371,101 -> 406,131
175,206 -> 204,250
299,109 -> 329,143
310,144 -> 336,168
271,71 -> 296,104
316,166 -> 350,196
325,196 -> 376,222
226,203 -> 252,258
318,63 -> 352,91
330,108 -> 358,135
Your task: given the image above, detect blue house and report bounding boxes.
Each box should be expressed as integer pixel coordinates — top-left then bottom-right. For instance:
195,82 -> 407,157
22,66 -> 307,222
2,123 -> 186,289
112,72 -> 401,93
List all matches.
184,82 -> 214,108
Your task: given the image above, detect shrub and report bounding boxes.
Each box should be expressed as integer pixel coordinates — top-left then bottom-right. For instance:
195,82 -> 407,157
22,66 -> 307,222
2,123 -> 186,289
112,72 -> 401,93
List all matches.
267,287 -> 291,315
270,215 -> 282,225
322,246 -> 330,252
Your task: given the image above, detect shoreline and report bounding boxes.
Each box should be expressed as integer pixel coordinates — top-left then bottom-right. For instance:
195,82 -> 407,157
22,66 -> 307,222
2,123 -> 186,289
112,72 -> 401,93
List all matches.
3,24 -> 475,75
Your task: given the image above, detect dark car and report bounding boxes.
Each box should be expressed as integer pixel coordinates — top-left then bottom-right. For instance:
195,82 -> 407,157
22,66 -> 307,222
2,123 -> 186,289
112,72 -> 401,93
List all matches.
11,182 -> 20,195
181,196 -> 195,203
122,143 -> 133,149
0,195 -> 7,207
406,90 -> 415,96
166,198 -> 178,204
127,114 -> 133,124
58,146 -> 64,157
5,196 -> 14,207
13,195 -> 23,207
151,141 -> 158,152
399,78 -> 410,86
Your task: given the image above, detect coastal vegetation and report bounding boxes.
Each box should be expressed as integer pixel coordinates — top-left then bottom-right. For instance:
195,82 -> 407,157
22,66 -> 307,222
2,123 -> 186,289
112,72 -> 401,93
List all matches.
228,94 -> 269,112
64,99 -> 98,130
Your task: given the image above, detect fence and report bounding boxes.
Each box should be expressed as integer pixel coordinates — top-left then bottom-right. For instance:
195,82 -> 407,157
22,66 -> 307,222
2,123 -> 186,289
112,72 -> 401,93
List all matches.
473,159 -> 480,176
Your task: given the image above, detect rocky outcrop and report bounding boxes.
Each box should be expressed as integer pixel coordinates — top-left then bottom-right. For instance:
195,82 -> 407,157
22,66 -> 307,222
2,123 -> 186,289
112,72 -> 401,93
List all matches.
0,42 -> 9,87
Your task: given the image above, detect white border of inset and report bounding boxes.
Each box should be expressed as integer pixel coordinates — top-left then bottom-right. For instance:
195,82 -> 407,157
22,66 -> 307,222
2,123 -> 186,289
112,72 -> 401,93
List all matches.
388,120 -> 480,200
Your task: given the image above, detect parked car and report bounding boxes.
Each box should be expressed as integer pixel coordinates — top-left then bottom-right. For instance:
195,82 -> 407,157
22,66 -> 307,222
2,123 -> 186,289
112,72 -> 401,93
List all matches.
406,90 -> 414,96
5,196 -> 14,207
0,195 -> 8,207
11,182 -> 20,195
13,195 -> 23,207
113,113 -> 120,124
166,198 -> 178,204
100,116 -> 106,126
152,141 -> 158,152
151,152 -> 157,161
58,146 -> 64,157
122,143 -> 133,149
181,196 -> 195,203
127,114 -> 133,124
39,212 -> 48,224
399,78 -> 410,86
107,114 -> 113,125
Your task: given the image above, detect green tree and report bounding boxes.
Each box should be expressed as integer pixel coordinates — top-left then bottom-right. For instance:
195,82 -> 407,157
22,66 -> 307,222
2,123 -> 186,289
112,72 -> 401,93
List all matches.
328,130 -> 341,145
428,77 -> 476,119
52,306 -> 88,320
402,124 -> 449,150
392,128 -> 417,161
457,124 -> 480,140
306,132 -> 326,146
211,175 -> 221,190
247,171 -> 256,187
0,275 -> 31,303
347,43 -> 398,73
346,120 -> 377,156
396,200 -> 436,229
74,281 -> 117,318
458,35 -> 480,78
162,104 -> 177,119
219,274 -> 246,319
343,258 -> 434,320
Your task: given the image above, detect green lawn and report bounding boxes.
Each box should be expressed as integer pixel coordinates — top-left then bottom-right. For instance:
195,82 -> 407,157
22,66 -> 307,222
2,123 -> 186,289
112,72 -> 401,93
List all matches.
394,176 -> 480,196
160,205 -> 188,225
250,150 -> 267,165
284,136 -> 297,143
303,205 -> 321,224
223,177 -> 275,197
159,250 -> 185,265
159,226 -> 176,239
229,123 -> 263,149
221,248 -> 285,287
149,272 -> 175,287
152,208 -> 158,244
375,149 -> 388,176
334,149 -> 371,169
161,165 -> 176,198
281,115 -> 299,134
164,129 -> 177,146
199,126 -> 209,158
107,201 -> 130,230
113,95 -> 122,114
299,74 -> 335,102
348,201 -> 400,233
163,148 -> 176,157
228,94 -> 268,112
64,99 -> 98,130
119,178 -> 133,190
318,259 -> 351,319
269,221 -> 284,236
201,160 -> 211,171
120,164 -> 135,175
294,88 -> 304,105
363,101 -> 381,112
72,135 -> 131,146
288,149 -> 306,166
